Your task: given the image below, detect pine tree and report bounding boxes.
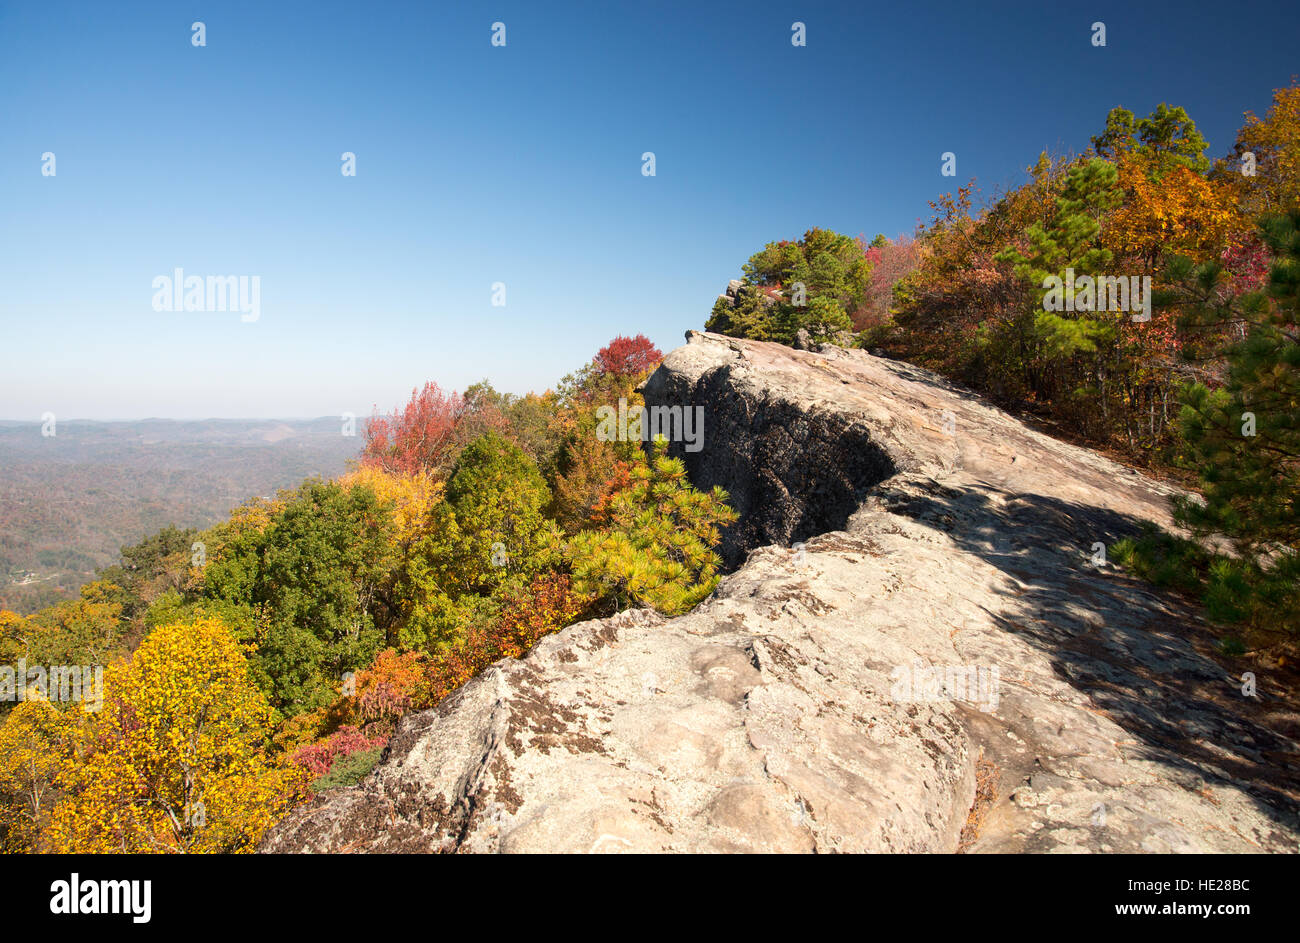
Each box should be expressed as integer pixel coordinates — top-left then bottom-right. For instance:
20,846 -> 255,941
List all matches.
997,157 -> 1123,355
1155,211 -> 1300,637
707,228 -> 868,344
567,439 -> 737,615
1091,103 -> 1210,177
1172,212 -> 1300,546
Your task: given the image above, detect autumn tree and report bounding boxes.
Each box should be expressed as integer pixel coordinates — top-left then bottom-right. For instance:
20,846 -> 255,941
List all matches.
290,725 -> 387,785
0,698 -> 75,852
547,338 -> 661,531
22,579 -> 126,670
362,381 -> 465,475
340,647 -> 432,730
458,381 -> 567,472
1232,81 -> 1300,217
0,609 -> 28,669
594,334 -> 663,380
856,235 -> 922,330
45,617 -> 306,853
883,167 -> 1057,399
339,465 -> 442,555
1104,155 -> 1245,272
418,573 -> 588,706
567,439 -> 736,615
549,405 -> 642,532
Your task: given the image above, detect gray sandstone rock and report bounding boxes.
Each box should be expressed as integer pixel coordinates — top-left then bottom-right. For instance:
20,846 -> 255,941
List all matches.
262,332 -> 1300,854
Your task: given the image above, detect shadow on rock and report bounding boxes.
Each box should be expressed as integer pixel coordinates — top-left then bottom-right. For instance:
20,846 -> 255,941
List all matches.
884,478 -> 1300,837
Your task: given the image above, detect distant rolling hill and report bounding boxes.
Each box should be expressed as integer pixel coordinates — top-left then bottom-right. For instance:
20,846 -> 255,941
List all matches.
0,418 -> 363,613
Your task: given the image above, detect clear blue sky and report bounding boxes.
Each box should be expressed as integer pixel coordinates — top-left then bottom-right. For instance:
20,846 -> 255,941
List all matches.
2,0 -> 1297,419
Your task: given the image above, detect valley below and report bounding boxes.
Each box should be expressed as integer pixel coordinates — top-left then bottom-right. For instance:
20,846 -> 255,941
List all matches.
0,418 -> 361,613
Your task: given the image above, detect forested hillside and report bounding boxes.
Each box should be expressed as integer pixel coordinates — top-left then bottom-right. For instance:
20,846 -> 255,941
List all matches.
0,335 -> 736,852
709,84 -> 1300,651
0,419 -> 362,613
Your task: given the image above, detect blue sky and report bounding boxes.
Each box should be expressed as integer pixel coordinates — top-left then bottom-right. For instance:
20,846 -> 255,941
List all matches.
1,0 -> 1297,419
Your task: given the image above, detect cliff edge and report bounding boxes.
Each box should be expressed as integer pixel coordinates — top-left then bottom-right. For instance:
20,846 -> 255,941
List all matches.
262,332 -> 1300,853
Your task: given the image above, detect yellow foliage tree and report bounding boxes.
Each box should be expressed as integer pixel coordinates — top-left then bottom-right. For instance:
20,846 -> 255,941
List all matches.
1235,82 -> 1300,216
339,464 -> 443,549
1104,153 -> 1245,270
44,617 -> 306,853
0,609 -> 28,664
0,698 -> 76,852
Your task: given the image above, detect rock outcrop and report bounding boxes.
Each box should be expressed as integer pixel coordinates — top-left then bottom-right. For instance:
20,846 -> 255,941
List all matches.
263,332 -> 1300,854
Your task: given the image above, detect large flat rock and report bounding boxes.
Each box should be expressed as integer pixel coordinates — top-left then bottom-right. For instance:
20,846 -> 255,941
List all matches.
262,332 -> 1300,853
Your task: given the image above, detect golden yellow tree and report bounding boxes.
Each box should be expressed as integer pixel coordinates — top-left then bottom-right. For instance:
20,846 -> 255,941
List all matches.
0,698 -> 76,852
339,465 -> 443,549
1235,82 -> 1300,216
0,609 -> 28,663
1104,153 -> 1245,270
45,617 -> 307,853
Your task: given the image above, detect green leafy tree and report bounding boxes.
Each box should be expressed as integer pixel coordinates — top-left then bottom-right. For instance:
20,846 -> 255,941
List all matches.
707,228 -> 867,344
1092,104 -> 1210,177
567,439 -> 737,615
397,434 -> 561,652
202,480 -> 394,715
442,433 -> 561,593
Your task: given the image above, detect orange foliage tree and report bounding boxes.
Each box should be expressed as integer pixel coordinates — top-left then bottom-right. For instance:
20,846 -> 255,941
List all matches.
420,573 -> 589,703
1233,80 -> 1300,216
1105,153 -> 1246,271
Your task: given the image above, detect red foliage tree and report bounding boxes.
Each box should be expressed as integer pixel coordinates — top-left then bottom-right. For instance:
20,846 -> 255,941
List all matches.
856,236 -> 923,330
362,382 -> 465,475
1221,235 -> 1271,294
594,334 -> 663,379
290,725 -> 387,776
